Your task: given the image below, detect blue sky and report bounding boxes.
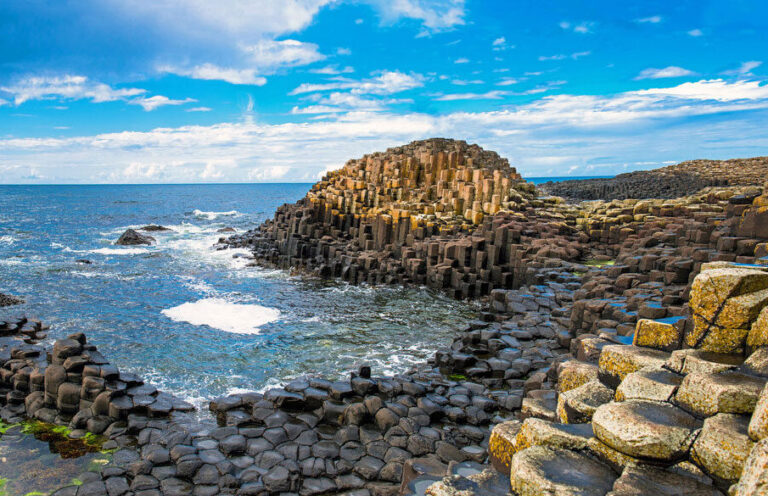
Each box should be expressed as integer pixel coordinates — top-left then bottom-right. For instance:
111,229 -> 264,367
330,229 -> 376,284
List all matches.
1,0 -> 767,183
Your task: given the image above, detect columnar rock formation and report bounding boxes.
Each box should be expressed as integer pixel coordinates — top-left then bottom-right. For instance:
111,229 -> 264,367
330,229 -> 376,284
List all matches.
540,156 -> 768,200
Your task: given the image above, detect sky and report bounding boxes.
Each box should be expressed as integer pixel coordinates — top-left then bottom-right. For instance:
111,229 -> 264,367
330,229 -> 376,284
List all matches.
1,0 -> 767,184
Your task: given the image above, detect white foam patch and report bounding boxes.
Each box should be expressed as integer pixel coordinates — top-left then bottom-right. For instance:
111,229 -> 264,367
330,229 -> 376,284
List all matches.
192,209 -> 240,220
161,298 -> 280,334
89,247 -> 151,255
0,235 -> 16,245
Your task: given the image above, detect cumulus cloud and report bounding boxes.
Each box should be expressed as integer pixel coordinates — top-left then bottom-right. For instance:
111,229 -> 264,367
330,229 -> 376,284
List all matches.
687,29 -> 703,37
635,66 -> 697,79
4,79 -> 768,183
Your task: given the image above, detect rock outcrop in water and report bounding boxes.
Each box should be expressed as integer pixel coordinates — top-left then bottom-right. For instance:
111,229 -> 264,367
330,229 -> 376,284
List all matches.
115,228 -> 155,245
539,156 -> 768,200
0,292 -> 23,306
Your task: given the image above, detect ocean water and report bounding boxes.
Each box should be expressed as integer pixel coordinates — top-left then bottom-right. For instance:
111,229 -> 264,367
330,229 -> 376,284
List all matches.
526,175 -> 613,184
0,184 -> 477,409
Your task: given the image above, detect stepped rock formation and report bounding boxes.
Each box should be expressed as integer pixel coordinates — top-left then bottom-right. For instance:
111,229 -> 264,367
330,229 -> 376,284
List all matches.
540,156 -> 768,200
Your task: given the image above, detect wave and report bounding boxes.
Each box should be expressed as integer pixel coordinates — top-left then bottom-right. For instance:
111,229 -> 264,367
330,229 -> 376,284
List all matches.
192,209 -> 240,220
161,298 -> 280,334
0,235 -> 16,245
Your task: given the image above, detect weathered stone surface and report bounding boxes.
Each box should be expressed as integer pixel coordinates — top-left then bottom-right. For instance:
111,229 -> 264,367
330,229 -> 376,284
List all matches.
556,380 -> 614,424
749,383 -> 768,441
634,318 -> 684,352
514,418 -> 592,453
691,413 -> 755,484
488,420 -> 521,474
598,345 -> 670,388
732,438 -> 768,496
675,372 -> 765,417
615,367 -> 682,402
749,307 -> 768,350
607,464 -> 723,496
592,400 -> 700,461
557,360 -> 599,394
510,446 -> 616,496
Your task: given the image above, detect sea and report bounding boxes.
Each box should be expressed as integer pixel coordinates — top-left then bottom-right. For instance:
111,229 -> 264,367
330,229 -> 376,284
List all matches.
0,184 -> 481,411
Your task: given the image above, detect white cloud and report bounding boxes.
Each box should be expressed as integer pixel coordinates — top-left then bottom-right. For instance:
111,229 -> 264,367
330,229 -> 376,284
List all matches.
187,107 -> 213,112
368,0 -> 466,33
4,79 -> 768,183
454,58 -> 470,64
636,79 -> 768,101
636,15 -> 662,24
491,37 -> 512,51
559,21 -> 593,34
497,78 -> 519,86
687,28 -> 703,37
434,90 -> 509,101
635,66 -> 696,79
290,71 -> 424,95
337,48 -> 352,56
292,92 -> 411,114
158,39 -> 323,84
492,37 -> 506,46
130,95 -> 196,111
451,79 -> 484,86
248,165 -> 292,181
721,61 -> 762,76
355,18 -> 364,25
310,65 -> 355,75
539,51 -> 591,62
161,64 -> 267,85
0,75 -> 145,105
0,98 -> 9,106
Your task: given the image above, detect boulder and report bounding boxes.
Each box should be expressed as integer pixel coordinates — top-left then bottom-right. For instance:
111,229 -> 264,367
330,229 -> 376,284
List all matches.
556,360 -> 599,393
633,318 -> 684,352
749,383 -> 768,441
115,229 -> 155,246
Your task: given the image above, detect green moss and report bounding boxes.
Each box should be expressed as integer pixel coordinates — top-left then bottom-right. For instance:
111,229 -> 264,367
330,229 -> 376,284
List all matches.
448,373 -> 467,381
572,271 -> 586,277
584,259 -> 615,267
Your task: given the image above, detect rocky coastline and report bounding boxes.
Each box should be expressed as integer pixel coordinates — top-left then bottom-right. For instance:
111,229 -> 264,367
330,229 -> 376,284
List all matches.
3,138 -> 768,495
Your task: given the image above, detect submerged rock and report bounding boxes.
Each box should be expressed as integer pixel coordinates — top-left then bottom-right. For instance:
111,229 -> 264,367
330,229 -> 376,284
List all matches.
139,225 -> 172,232
115,229 -> 154,246
0,293 -> 24,306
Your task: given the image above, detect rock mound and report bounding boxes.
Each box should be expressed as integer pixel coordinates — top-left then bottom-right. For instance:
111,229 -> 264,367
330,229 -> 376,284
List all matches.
540,156 -> 768,200
0,293 -> 23,307
115,228 -> 154,245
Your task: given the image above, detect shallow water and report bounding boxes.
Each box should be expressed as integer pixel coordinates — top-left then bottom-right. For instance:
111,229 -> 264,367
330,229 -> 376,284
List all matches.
0,421 -> 110,495
0,184 -> 477,409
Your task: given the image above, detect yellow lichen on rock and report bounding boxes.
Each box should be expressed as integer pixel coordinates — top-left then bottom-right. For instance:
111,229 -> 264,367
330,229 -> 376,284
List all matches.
633,318 -> 682,351
488,420 -> 522,474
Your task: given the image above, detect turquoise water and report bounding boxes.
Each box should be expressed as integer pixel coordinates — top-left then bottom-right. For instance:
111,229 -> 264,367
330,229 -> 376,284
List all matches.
0,184 -> 476,408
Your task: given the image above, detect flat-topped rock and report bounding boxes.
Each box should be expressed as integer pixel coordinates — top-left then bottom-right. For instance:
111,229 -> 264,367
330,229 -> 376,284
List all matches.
615,367 -> 682,403
598,345 -> 670,388
556,380 -> 614,424
675,372 -> 765,417
592,400 -> 701,461
510,446 -> 617,496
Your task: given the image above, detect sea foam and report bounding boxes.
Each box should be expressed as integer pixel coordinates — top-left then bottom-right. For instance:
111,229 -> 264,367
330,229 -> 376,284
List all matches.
161,298 -> 280,334
192,209 -> 239,220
